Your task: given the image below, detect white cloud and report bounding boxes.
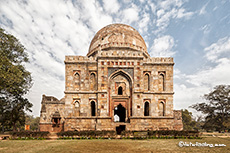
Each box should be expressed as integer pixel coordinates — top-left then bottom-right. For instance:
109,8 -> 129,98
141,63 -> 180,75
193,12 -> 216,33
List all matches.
157,9 -> 165,17
158,0 -> 183,10
150,35 -> 176,57
25,63 -> 65,116
186,58 -> 230,86
102,0 -> 120,14
120,4 -> 139,24
204,37 -> 230,62
153,0 -> 194,34
138,12 -> 150,34
176,8 -> 194,19
155,7 -> 194,32
174,83 -> 209,113
0,0 -> 221,118
174,38 -> 230,113
213,6 -> 218,11
147,0 -> 156,13
0,0 -> 115,116
139,0 -> 145,3
200,24 -> 211,34
77,0 -> 113,32
174,58 -> 230,112
199,2 -> 208,15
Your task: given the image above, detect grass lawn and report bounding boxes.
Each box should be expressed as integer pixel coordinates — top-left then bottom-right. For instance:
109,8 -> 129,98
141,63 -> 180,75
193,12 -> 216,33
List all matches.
0,137 -> 229,153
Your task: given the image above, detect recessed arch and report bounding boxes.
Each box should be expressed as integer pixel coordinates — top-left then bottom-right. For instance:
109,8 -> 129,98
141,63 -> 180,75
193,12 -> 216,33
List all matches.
108,69 -> 133,117
159,101 -> 165,116
51,111 -> 61,127
73,100 -> 80,116
109,69 -> 133,85
144,101 -> 150,116
73,72 -> 80,90
118,86 -> 123,95
91,101 -> 96,116
159,73 -> 165,91
144,73 -> 150,91
90,72 -> 97,91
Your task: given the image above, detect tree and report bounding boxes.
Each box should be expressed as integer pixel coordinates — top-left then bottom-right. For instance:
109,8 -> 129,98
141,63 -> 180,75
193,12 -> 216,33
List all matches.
0,27 -> 33,132
25,115 -> 40,131
181,109 -> 197,130
190,85 -> 230,132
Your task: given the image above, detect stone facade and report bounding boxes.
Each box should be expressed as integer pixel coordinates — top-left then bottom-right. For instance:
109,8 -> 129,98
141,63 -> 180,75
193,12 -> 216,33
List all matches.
39,24 -> 183,132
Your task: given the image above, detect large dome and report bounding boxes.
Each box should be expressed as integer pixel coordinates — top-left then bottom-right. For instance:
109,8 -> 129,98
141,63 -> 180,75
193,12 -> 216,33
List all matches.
87,24 -> 147,56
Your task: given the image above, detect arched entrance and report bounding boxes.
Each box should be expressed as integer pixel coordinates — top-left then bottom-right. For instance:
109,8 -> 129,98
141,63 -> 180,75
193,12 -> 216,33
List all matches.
108,70 -> 133,122
114,104 -> 126,122
51,111 -> 63,132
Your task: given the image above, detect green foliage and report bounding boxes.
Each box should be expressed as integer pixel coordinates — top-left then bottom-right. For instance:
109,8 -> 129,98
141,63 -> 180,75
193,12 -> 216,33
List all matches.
10,131 -> 49,139
57,130 -> 116,139
25,115 -> 40,131
181,109 -> 197,130
0,27 -> 33,132
0,28 -> 32,95
56,130 -> 201,139
190,85 -> 230,132
147,130 -> 200,138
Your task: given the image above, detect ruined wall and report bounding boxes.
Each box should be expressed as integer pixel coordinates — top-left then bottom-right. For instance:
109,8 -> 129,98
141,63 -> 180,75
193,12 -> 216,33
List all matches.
39,95 -> 65,132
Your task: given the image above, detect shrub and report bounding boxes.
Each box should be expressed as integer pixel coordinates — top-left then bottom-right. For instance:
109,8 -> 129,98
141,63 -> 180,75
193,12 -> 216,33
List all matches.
10,131 -> 49,139
56,130 -> 200,140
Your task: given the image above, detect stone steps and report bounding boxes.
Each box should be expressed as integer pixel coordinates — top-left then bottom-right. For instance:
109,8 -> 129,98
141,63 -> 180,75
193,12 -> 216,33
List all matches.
47,132 -> 58,140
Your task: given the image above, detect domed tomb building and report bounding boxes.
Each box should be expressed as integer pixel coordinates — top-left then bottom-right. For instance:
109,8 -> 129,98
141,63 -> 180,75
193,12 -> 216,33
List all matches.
39,24 -> 183,132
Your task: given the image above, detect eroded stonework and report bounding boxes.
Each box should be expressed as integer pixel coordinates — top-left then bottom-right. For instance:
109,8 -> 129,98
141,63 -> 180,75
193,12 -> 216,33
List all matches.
39,24 -> 183,132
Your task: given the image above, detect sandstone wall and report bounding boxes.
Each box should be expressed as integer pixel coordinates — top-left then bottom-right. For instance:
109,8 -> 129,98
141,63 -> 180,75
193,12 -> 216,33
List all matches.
40,48 -> 182,132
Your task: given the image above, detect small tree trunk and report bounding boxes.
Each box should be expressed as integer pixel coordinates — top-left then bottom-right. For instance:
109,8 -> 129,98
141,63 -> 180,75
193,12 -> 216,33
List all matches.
13,122 -> 16,131
1,124 -> 4,133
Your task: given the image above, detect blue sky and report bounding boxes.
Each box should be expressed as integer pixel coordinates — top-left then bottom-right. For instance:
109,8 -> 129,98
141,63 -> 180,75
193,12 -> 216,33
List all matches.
0,0 -> 230,117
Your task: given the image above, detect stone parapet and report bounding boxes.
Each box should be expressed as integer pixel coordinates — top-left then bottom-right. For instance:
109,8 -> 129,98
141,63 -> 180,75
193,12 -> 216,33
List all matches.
65,56 -> 97,63
88,42 -> 147,57
143,57 -> 174,65
129,116 -> 174,119
97,49 -> 145,59
41,95 -> 65,104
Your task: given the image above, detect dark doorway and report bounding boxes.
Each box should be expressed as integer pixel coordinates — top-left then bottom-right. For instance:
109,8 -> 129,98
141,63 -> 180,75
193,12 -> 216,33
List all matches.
52,117 -> 60,127
118,86 -> 123,95
116,125 -> 126,135
91,101 -> 96,116
114,104 -> 126,122
54,118 -> 59,124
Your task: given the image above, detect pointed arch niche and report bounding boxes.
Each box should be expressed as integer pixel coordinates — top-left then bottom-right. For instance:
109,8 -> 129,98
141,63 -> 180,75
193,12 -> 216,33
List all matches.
158,71 -> 165,91
144,72 -> 150,91
73,100 -> 80,116
90,72 -> 97,91
158,101 -> 165,116
73,72 -> 80,90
